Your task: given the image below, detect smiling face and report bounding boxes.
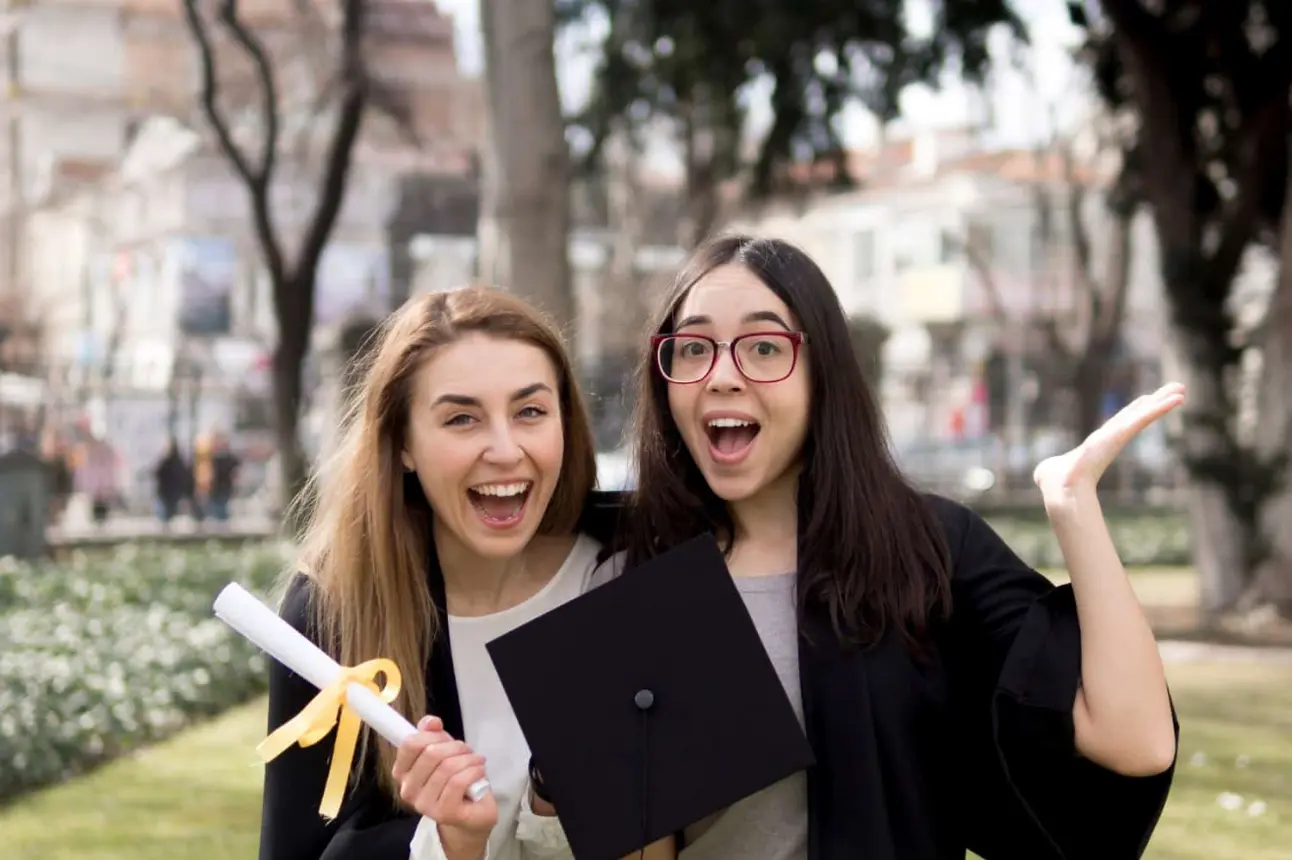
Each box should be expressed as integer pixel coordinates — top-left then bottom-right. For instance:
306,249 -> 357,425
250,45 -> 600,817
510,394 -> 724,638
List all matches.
665,264 -> 811,503
402,332 -> 565,560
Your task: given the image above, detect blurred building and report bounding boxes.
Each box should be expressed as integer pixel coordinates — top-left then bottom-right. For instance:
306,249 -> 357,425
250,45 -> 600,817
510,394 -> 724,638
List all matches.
11,0 -> 485,509
1,0 -> 483,288
728,127 -> 1176,493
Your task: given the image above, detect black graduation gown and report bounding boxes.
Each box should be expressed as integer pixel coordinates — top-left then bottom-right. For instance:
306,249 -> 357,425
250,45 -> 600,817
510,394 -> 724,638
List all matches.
798,494 -> 1177,860
258,492 -> 1176,860
257,492 -> 625,860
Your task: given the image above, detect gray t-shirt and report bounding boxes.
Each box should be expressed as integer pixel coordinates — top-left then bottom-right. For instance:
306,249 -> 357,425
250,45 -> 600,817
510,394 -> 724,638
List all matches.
679,572 -> 809,860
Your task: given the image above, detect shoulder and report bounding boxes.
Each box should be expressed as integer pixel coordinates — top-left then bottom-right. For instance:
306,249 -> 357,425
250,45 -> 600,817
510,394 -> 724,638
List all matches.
586,548 -> 628,592
566,532 -> 608,592
278,570 -> 324,645
917,492 -> 992,566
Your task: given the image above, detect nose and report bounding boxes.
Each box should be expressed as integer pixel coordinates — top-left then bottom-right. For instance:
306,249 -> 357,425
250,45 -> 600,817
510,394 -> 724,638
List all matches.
482,422 -> 524,465
705,344 -> 744,393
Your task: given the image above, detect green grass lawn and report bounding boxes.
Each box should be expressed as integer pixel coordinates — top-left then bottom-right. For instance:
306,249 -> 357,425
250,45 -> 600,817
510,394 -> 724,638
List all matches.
2,658 -> 1289,859
0,699 -> 267,860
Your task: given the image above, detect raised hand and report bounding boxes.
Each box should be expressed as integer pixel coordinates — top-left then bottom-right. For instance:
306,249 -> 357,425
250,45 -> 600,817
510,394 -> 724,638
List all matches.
1032,382 -> 1186,505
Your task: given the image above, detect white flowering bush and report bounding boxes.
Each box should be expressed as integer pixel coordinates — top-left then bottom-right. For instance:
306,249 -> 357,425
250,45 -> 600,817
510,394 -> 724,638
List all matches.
985,511 -> 1191,569
0,541 -> 291,802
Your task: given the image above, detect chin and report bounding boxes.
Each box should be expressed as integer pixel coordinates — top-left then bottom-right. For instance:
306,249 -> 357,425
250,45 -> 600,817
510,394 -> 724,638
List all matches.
699,468 -> 766,503
460,526 -> 537,560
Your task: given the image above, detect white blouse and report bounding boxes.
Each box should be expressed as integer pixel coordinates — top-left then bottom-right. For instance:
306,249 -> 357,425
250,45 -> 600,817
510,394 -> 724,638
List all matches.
409,534 -> 604,860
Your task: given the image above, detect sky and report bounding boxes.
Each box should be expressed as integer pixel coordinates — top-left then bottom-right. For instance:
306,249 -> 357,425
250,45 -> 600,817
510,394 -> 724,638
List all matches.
432,0 -> 1088,169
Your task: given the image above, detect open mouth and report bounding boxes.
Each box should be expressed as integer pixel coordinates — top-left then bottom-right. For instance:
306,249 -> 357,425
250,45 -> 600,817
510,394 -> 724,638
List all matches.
467,481 -> 533,528
704,418 -> 761,463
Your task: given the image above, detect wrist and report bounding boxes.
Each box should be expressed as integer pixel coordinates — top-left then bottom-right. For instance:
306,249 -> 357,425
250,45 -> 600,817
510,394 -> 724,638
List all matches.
1042,482 -> 1100,521
438,823 -> 488,860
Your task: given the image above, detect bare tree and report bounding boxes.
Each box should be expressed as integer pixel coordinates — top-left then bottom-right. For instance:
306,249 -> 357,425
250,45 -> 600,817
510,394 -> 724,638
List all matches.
181,0 -> 370,510
478,0 -> 574,338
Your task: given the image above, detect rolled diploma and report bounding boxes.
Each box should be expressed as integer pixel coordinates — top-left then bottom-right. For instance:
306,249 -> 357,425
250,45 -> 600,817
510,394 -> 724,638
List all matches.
214,582 -> 491,801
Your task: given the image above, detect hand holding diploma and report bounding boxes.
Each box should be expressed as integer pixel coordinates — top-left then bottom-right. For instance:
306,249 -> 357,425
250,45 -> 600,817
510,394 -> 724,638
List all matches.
394,714 -> 499,858
212,583 -> 491,820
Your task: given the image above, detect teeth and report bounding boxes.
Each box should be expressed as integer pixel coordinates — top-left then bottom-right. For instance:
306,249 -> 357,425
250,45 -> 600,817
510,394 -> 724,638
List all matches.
708,418 -> 755,428
471,482 -> 530,497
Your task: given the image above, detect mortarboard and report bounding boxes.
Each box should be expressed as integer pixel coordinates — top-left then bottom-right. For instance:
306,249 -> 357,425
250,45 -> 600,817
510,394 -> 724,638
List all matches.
486,534 -> 815,859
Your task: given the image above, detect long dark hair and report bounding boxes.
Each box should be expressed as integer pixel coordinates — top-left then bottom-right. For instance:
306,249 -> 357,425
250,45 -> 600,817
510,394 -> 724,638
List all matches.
621,235 -> 952,651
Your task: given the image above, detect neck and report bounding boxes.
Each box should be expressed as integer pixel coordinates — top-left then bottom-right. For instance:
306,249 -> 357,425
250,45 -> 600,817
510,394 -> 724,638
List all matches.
434,523 -> 542,617
728,467 -> 800,547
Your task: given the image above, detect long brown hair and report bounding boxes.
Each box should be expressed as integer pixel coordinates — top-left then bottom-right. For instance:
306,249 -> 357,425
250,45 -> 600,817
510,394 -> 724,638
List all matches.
286,286 -> 597,803
621,235 -> 952,651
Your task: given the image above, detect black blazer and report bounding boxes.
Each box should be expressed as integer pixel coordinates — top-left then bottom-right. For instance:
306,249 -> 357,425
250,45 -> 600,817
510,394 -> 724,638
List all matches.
258,492 -> 1175,860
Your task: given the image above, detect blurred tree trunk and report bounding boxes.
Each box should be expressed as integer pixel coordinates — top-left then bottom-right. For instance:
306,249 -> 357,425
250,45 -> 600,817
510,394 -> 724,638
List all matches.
1244,159 -> 1292,614
1093,0 -> 1292,617
478,0 -> 574,338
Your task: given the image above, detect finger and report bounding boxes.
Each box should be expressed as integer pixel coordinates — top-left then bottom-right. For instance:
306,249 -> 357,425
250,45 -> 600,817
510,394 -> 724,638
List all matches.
442,763 -> 490,806
425,751 -> 487,807
402,740 -> 472,799
393,730 -> 456,779
418,715 -> 443,732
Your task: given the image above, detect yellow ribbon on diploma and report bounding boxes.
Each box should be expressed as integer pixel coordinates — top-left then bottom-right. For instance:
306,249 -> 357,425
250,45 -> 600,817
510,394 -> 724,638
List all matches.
257,658 -> 403,821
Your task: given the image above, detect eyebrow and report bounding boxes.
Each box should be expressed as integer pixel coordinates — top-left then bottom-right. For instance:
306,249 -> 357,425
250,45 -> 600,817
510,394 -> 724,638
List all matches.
674,311 -> 793,332
431,382 -> 553,409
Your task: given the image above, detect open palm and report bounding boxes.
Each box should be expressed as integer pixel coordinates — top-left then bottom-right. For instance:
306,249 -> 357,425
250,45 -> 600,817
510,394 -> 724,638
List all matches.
1033,382 -> 1186,499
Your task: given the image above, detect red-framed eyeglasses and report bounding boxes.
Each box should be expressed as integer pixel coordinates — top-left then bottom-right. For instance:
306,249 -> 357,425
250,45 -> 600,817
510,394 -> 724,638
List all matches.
651,331 -> 808,384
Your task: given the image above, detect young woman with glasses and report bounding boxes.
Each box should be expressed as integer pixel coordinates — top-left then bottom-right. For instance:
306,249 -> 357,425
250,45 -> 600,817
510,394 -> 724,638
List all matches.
601,235 -> 1179,860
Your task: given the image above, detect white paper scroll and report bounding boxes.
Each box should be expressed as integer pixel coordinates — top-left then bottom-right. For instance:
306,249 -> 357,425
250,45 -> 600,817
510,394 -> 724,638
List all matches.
213,582 -> 491,802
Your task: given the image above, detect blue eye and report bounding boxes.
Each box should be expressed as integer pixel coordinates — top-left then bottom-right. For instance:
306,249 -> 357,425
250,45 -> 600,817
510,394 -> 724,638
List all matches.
444,414 -> 475,427
519,406 -> 548,419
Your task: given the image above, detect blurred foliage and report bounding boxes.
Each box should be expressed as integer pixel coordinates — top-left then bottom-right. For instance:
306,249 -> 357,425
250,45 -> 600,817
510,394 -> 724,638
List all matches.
1073,0 -> 1291,344
0,541 -> 289,803
559,0 -> 1027,197
984,510 -> 1191,570
1072,0 -> 1292,580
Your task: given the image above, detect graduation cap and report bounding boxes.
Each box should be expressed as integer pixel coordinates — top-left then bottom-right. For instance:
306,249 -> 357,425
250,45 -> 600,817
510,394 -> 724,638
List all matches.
486,534 -> 815,860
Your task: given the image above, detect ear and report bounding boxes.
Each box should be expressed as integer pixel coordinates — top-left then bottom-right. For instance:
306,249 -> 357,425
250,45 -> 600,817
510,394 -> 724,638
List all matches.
401,451 -> 415,473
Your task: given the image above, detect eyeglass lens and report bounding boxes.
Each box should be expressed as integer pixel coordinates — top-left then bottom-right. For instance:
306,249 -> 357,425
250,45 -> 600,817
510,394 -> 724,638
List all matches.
656,334 -> 797,383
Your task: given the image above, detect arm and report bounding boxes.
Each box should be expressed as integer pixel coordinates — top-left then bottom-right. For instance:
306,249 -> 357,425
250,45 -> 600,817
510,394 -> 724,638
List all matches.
409,818 -> 490,860
259,575 -> 422,860
1048,487 -> 1176,776
938,497 -> 1177,860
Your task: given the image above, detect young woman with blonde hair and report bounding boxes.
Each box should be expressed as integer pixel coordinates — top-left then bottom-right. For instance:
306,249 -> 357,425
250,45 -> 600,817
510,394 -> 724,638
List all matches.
259,287 -> 620,860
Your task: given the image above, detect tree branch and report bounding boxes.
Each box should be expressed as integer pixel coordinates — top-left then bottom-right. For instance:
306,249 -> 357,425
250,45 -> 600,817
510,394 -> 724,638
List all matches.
1206,96 -> 1291,300
180,0 -> 257,186
217,0 -> 280,186
944,226 -> 1008,321
292,0 -> 368,309
1092,205 -> 1134,350
181,0 -> 287,285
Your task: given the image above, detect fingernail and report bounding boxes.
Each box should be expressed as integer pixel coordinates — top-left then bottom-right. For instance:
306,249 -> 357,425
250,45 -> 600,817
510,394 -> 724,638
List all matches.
418,716 -> 433,730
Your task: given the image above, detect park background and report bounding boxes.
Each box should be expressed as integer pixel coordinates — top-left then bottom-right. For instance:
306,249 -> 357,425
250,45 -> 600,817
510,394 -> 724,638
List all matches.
0,1 -> 1289,858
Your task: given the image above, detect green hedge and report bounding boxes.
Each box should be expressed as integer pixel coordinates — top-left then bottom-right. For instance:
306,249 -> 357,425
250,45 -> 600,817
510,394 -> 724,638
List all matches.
0,542 -> 290,803
984,511 -> 1191,569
